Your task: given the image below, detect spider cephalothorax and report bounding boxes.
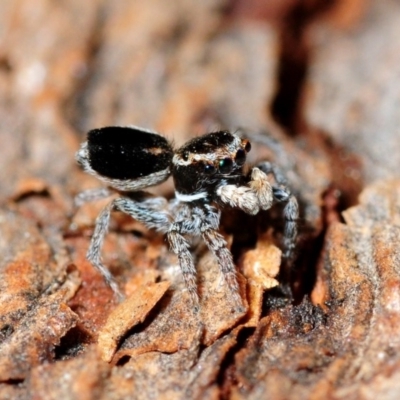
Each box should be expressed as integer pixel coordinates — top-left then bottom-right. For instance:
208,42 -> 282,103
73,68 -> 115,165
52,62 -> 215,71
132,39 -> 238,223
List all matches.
75,126 -> 298,311
172,131 -> 251,200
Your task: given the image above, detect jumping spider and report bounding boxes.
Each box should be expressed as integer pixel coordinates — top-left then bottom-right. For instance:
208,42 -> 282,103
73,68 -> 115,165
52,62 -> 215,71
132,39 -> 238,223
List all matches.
75,126 -> 298,311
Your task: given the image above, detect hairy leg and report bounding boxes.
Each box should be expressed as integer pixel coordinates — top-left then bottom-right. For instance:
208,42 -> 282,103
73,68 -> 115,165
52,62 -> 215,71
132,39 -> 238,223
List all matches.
86,200 -> 124,300
114,196 -> 171,233
167,224 -> 200,312
200,205 -> 244,310
257,161 -> 299,259
74,187 -> 112,207
87,195 -> 172,300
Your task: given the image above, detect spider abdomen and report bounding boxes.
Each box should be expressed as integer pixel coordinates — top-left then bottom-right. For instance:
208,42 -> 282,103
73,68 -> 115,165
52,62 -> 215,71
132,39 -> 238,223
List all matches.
87,126 -> 173,180
77,126 -> 174,191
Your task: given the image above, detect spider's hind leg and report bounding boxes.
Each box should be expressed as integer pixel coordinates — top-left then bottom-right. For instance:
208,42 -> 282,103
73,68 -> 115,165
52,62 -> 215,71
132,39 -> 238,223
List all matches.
74,187 -> 112,208
86,194 -> 172,301
86,199 -> 124,300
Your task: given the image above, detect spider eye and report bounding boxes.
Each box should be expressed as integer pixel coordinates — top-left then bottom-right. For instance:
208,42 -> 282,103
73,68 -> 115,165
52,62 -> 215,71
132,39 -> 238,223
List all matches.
219,158 -> 233,174
235,149 -> 246,166
204,163 -> 215,174
244,140 -> 251,153
182,151 -> 189,161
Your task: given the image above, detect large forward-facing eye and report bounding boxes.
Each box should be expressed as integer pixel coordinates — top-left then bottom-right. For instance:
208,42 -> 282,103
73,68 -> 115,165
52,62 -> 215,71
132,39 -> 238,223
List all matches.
219,158 -> 234,174
235,149 -> 246,165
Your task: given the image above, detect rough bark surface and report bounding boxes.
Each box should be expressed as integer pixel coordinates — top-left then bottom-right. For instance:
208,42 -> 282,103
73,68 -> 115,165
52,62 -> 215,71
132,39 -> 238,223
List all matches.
0,1 -> 399,399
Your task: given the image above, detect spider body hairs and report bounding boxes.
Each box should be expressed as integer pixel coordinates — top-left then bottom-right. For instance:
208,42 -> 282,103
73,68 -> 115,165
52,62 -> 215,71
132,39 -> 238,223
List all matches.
76,126 -> 298,311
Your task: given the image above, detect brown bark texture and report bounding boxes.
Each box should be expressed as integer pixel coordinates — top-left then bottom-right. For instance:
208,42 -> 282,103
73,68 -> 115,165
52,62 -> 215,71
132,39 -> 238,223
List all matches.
0,0 -> 399,399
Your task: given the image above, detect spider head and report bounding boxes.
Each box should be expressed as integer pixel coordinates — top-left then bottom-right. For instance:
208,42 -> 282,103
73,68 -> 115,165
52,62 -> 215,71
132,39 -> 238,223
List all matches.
172,130 -> 251,198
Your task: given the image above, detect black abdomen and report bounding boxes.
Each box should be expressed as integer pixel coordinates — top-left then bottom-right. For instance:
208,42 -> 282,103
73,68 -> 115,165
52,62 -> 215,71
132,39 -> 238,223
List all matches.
87,126 -> 173,180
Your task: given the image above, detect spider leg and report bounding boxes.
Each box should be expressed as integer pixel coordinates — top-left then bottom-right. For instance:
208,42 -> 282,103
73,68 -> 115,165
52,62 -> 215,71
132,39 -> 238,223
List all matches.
119,197 -> 203,308
202,229 -> 243,307
114,196 -> 171,233
86,199 -> 124,300
167,224 -> 200,312
86,195 -> 172,300
257,161 -> 299,259
74,187 -> 112,207
200,205 -> 244,310
256,161 -> 288,186
272,187 -> 299,259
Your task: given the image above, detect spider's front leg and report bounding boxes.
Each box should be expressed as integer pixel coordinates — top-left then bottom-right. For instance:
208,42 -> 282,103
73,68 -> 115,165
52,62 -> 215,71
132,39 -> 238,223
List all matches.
86,194 -> 171,300
257,161 -> 299,259
166,203 -> 244,312
167,222 -> 200,311
201,229 -> 244,310
197,205 -> 244,310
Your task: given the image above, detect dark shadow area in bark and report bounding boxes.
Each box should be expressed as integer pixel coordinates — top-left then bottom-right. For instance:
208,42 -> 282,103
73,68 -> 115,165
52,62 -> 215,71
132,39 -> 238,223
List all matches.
54,325 -> 93,361
271,1 -> 336,133
218,327 -> 255,400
